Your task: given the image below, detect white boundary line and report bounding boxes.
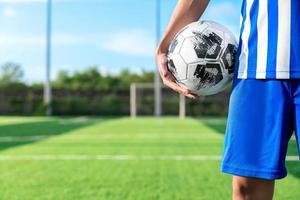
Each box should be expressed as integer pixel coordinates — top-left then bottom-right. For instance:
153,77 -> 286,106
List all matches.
0,155 -> 298,161
0,134 -> 297,142
0,134 -> 224,142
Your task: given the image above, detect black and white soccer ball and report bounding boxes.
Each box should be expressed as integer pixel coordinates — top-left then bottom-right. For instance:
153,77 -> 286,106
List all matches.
167,20 -> 238,96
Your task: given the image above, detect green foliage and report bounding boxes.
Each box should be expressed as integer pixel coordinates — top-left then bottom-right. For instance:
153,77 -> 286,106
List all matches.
0,64 -> 230,116
53,67 -> 155,90
0,62 -> 24,85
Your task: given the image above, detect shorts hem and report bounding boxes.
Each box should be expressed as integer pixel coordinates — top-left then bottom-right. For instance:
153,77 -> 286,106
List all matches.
221,163 -> 287,180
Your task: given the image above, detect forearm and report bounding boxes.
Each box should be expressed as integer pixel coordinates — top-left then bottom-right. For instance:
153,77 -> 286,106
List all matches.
156,0 -> 210,53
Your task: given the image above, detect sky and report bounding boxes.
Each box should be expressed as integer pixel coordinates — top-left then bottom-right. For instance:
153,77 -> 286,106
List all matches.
0,0 -> 241,83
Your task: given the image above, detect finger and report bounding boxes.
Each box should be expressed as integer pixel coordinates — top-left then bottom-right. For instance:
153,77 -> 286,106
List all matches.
167,79 -> 199,99
163,77 -> 187,94
179,85 -> 199,99
158,60 -> 199,99
163,77 -> 198,99
185,93 -> 199,100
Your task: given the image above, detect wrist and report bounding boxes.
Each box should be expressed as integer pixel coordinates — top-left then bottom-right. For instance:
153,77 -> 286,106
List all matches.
156,39 -> 170,55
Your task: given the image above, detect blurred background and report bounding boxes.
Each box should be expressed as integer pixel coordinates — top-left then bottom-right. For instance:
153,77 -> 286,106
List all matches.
0,1 -> 299,200
0,0 -> 240,117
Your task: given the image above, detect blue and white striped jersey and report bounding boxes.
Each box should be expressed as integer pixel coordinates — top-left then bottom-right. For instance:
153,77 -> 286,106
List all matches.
237,0 -> 300,79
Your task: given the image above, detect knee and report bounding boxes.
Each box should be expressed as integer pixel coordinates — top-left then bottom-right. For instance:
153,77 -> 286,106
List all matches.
232,176 -> 275,200
233,179 -> 252,199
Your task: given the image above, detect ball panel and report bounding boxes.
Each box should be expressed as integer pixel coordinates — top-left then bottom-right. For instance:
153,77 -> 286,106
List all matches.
183,63 -> 202,91
202,30 -> 223,60
179,21 -> 209,38
185,62 -> 223,91
167,54 -> 188,81
187,31 -> 223,60
204,63 -> 224,85
196,63 -> 222,88
204,20 -> 234,41
195,72 -> 233,96
179,38 -> 201,64
221,43 -> 237,74
168,35 -> 184,54
224,31 -> 238,46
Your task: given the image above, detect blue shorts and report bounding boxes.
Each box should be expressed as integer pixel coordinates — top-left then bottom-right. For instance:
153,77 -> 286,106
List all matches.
221,77 -> 300,180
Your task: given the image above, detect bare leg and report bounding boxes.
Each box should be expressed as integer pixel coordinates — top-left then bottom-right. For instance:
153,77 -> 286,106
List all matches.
232,175 -> 275,200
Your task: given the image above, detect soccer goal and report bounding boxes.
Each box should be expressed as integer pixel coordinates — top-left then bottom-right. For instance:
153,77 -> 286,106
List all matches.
130,82 -> 186,118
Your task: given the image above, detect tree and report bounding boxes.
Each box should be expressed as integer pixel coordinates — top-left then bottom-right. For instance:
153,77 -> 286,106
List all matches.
53,66 -> 155,90
0,62 -> 24,84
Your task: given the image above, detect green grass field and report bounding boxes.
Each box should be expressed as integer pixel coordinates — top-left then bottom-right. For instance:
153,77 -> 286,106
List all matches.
0,116 -> 299,200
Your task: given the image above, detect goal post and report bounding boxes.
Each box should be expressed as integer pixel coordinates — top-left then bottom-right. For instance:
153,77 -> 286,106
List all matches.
130,82 -> 186,118
130,83 -> 137,118
179,94 -> 186,119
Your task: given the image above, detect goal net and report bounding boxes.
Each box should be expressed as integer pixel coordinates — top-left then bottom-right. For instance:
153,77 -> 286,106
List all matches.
130,82 -> 232,118
130,83 -> 186,118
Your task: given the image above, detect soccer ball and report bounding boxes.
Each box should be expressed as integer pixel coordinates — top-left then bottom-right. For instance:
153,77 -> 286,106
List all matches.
167,20 -> 238,96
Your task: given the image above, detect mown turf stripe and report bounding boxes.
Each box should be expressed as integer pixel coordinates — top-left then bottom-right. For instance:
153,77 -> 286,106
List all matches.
0,134 -> 223,142
0,155 -> 298,161
0,135 -> 296,142
0,155 -> 221,161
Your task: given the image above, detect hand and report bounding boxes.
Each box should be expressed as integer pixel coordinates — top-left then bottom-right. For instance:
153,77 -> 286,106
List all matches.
155,49 -> 198,100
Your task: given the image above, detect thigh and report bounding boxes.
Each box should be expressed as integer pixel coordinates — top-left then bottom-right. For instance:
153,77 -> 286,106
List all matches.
291,81 -> 300,156
221,78 -> 294,180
